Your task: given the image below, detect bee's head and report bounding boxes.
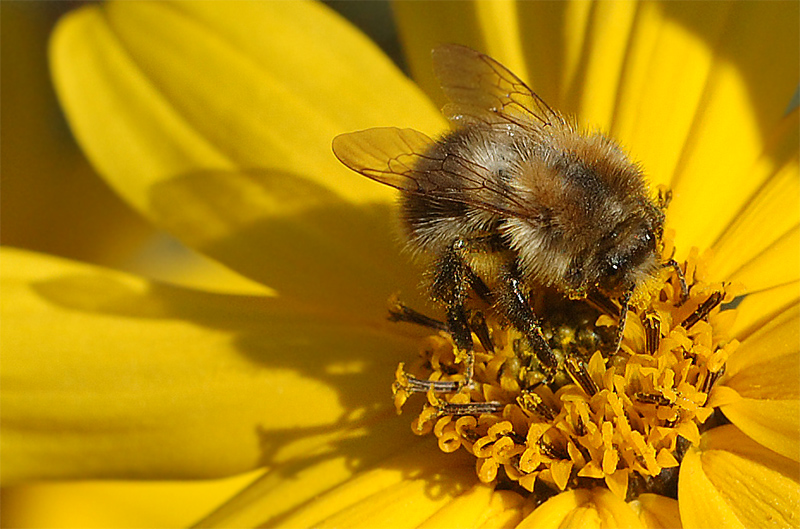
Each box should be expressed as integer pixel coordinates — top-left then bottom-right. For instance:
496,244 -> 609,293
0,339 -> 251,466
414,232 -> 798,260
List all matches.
594,218 -> 661,294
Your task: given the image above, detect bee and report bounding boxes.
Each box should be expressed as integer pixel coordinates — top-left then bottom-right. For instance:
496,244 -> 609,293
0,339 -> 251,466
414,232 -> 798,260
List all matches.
333,44 -> 674,382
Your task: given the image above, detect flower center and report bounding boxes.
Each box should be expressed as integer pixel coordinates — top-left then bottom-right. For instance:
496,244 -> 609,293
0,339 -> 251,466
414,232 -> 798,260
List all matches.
392,239 -> 741,502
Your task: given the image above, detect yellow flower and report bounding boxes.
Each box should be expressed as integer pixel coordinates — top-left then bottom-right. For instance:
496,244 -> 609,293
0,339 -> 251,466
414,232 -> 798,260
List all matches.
2,1 -> 798,527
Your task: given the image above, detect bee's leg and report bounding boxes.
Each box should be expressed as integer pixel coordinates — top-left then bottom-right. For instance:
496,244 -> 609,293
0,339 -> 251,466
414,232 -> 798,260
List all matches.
435,242 -> 477,385
466,268 -> 493,304
663,259 -> 689,303
612,290 -> 633,353
657,187 -> 673,210
497,265 -> 558,374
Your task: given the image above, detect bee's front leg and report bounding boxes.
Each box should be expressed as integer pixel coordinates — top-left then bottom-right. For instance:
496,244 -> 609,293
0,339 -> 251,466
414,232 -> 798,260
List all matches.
496,263 -> 558,376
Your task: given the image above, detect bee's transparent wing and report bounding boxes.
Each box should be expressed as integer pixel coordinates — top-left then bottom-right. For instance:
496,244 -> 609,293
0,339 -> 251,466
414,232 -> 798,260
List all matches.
432,44 -> 565,129
332,127 -> 524,215
333,127 -> 437,193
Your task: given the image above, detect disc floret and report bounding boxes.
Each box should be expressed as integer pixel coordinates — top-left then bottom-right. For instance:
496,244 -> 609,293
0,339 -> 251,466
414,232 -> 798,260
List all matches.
393,243 -> 742,501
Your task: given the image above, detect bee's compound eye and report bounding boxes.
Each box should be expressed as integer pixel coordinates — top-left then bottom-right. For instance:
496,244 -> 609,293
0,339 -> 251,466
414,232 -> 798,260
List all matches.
606,257 -> 623,277
602,256 -> 626,291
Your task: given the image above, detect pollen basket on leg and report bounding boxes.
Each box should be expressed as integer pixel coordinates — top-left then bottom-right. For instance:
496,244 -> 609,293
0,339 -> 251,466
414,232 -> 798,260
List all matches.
391,244 -> 741,502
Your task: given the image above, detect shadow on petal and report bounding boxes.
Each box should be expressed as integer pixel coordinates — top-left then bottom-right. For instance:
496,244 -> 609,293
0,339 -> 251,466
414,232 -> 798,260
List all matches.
147,168 -> 429,318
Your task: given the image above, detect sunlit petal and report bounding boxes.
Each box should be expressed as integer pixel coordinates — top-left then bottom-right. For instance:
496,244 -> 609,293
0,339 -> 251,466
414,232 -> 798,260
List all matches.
725,226 -> 800,293
731,280 -> 799,341
661,2 -> 799,254
631,494 -> 682,529
394,0 -> 527,108
679,425 -> 800,528
707,111 -> 799,286
516,488 -> 644,529
196,440 -> 497,528
710,304 -> 800,461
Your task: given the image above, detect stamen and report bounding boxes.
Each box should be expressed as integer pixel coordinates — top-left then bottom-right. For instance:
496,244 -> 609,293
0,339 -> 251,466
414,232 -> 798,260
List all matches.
537,438 -> 568,460
390,241 -> 738,502
681,291 -> 723,329
642,311 -> 661,356
397,373 -> 461,393
517,391 -> 557,421
470,311 -> 495,353
387,296 -> 447,331
565,356 -> 599,396
700,363 -> 725,394
635,392 -> 672,406
439,401 -> 505,416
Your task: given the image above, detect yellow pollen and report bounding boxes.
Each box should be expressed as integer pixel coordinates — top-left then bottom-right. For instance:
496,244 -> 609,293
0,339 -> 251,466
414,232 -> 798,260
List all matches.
392,234 -> 743,502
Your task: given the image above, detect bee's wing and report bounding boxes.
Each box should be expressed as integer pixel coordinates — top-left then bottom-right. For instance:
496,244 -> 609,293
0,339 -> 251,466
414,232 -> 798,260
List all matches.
332,127 -> 524,215
432,44 -> 565,129
332,127 -> 437,192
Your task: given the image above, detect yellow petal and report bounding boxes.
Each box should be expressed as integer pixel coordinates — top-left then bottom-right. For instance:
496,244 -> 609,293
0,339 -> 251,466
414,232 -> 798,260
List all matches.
52,1 -> 442,207
613,1 -> 733,191
707,111 -> 799,285
731,280 -> 799,340
725,225 -> 800,294
725,302 -> 798,379
1,248 -> 416,483
393,1 -> 528,109
679,424 -> 800,529
418,484 -> 523,529
716,304 -> 800,460
663,2 -> 799,254
517,488 -> 644,529
198,443 -> 513,528
721,397 -> 800,463
631,493 -> 682,529
2,2 -> 155,266
50,1 -> 444,294
558,0 -> 639,130
143,167 -> 428,316
0,471 -> 260,529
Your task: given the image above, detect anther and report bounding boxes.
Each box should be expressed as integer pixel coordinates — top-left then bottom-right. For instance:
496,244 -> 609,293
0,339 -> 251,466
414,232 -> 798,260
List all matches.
438,401 -> 504,416
612,290 -> 632,353
387,297 -> 448,331
642,312 -> 661,355
681,291 -> 723,330
401,374 -> 462,393
516,391 -> 557,421
700,364 -> 726,394
470,311 -> 495,353
565,357 -> 599,396
537,438 -> 568,460
635,392 -> 672,406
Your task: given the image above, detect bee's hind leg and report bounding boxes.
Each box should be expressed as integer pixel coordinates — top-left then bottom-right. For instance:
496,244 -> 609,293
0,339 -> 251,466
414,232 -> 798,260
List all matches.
430,240 -> 476,386
395,240 -> 479,395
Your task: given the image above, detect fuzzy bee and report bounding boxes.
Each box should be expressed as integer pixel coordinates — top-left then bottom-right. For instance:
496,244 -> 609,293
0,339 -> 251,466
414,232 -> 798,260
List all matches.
333,44 -> 672,379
